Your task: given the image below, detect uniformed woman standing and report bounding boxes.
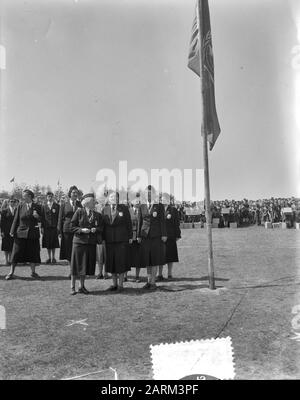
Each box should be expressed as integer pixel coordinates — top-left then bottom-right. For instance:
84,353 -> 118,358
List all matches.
70,193 -> 103,295
0,197 -> 17,265
157,193 -> 181,281
6,189 -> 41,280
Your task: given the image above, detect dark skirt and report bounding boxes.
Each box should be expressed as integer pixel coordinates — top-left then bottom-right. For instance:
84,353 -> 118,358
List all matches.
129,241 -> 141,268
105,242 -> 130,274
42,227 -> 59,249
140,237 -> 166,268
1,234 -> 14,252
71,243 -> 96,276
165,238 -> 179,263
59,232 -> 74,261
11,238 -> 41,264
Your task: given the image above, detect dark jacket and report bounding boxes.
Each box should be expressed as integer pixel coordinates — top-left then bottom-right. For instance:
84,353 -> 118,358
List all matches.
71,208 -> 103,245
57,200 -> 82,233
138,203 -> 167,239
41,202 -> 60,229
163,205 -> 181,239
0,207 -> 16,236
10,202 -> 41,240
102,204 -> 132,243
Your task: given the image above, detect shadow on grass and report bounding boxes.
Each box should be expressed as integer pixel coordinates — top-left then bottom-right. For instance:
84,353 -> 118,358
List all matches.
89,283 -> 223,296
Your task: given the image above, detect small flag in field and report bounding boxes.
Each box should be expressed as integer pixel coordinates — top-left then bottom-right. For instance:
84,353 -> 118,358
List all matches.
188,0 -> 220,150
10,177 -> 15,183
57,179 -> 60,186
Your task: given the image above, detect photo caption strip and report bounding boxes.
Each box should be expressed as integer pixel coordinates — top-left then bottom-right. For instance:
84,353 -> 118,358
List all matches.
150,337 -> 235,380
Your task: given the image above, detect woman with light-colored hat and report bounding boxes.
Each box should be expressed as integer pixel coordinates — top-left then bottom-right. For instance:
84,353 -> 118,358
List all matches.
70,193 -> 103,295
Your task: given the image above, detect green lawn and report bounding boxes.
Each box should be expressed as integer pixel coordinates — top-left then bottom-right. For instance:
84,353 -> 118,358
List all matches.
1,226 -> 300,380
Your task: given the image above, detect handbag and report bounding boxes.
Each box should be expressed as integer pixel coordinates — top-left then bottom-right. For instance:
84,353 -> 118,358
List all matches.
16,228 -> 29,239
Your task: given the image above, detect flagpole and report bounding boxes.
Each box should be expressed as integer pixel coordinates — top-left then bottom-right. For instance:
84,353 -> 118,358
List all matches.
196,0 -> 215,290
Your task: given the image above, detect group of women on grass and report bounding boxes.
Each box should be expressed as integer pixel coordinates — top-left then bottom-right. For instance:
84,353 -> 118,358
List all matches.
0,185 -> 181,295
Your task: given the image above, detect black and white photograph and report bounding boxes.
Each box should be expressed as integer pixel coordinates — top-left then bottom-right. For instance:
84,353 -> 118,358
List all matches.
0,0 -> 299,383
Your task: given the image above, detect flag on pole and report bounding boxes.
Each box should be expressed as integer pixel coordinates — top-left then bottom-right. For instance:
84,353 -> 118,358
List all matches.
57,179 -> 60,187
10,177 -> 15,183
188,0 -> 220,150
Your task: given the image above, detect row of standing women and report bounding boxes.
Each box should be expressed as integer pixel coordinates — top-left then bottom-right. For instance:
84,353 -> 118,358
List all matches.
0,186 -> 181,295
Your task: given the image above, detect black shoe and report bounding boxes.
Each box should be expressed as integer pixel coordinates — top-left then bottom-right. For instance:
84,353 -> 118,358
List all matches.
70,288 -> 76,295
135,278 -> 141,283
104,274 -> 109,280
124,277 -> 128,282
167,275 -> 173,280
142,282 -> 151,289
107,285 -> 118,291
149,283 -> 157,290
52,258 -> 57,264
5,273 -> 14,281
68,274 -> 71,279
96,274 -> 104,280
78,287 -> 89,294
31,272 -> 40,279
45,259 -> 51,265
156,275 -> 164,282
117,286 -> 124,292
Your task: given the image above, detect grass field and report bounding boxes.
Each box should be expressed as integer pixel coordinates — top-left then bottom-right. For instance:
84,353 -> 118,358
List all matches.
1,226 -> 300,380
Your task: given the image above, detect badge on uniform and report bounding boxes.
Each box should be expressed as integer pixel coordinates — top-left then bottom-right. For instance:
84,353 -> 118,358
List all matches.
119,212 -> 123,217
52,209 -> 56,213
95,220 -> 98,226
167,214 -> 171,219
153,211 -> 158,218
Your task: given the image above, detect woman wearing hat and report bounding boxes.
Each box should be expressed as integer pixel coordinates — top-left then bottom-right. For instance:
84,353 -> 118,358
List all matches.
0,197 -> 18,265
58,186 -> 82,276
5,189 -> 41,280
102,190 -> 132,291
41,192 -> 60,264
138,186 -> 167,290
70,193 -> 103,295
128,194 -> 142,282
157,193 -> 181,281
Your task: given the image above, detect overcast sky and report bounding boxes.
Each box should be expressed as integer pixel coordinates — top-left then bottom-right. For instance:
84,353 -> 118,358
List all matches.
0,0 -> 299,200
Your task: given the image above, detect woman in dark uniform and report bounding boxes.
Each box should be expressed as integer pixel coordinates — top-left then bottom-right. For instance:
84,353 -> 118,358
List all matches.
70,193 -> 103,295
0,197 -> 17,265
138,186 -> 167,290
57,186 -> 82,276
102,191 -> 132,292
157,193 -> 181,281
129,194 -> 142,282
6,189 -> 41,280
41,191 -> 60,264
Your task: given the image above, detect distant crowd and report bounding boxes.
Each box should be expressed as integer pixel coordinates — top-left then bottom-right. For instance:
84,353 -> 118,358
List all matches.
178,197 -> 300,228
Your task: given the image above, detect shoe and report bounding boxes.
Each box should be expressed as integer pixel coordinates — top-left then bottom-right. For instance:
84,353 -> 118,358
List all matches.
96,274 -> 104,280
167,275 -> 173,280
78,287 -> 89,294
5,274 -> 14,280
117,286 -> 124,292
70,288 -> 76,295
142,282 -> 151,289
104,274 -> 109,280
124,277 -> 128,282
149,283 -> 157,290
156,275 -> 164,282
45,259 -> 51,264
135,278 -> 141,283
107,285 -> 118,291
31,272 -> 40,279
52,258 -> 57,264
